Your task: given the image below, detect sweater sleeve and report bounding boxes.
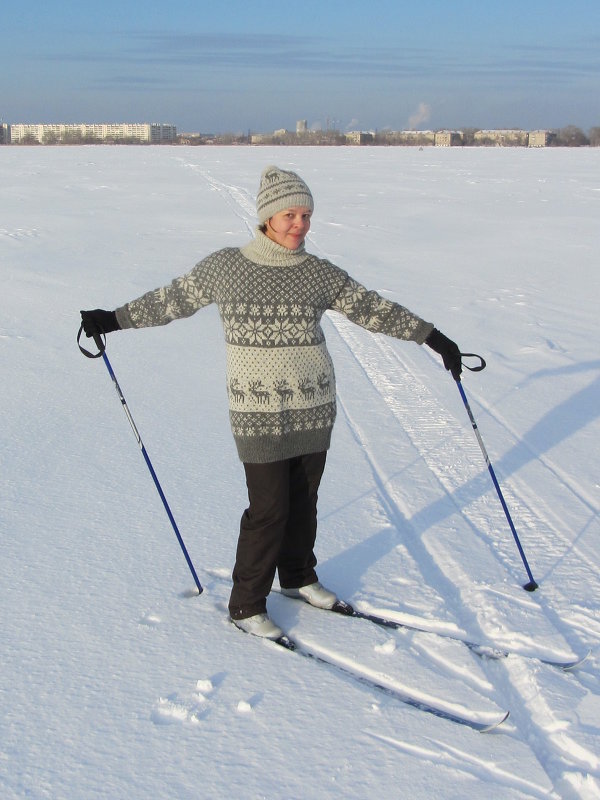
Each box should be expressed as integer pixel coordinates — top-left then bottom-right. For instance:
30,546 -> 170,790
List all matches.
115,253 -> 219,330
329,275 -> 434,344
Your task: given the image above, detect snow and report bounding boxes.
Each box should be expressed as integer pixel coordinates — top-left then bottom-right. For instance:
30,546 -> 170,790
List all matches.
1,144 -> 599,799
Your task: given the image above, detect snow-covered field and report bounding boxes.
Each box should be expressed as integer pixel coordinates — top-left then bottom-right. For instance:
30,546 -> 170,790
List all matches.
1,145 -> 599,799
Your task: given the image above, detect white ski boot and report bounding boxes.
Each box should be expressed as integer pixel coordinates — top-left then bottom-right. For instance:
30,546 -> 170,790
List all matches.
281,581 -> 337,609
233,613 -> 283,640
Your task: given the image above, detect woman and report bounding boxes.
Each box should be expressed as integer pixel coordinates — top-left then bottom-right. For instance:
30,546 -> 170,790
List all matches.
81,165 -> 462,640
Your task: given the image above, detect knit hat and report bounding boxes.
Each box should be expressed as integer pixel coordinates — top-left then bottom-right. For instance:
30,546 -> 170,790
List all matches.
256,165 -> 314,223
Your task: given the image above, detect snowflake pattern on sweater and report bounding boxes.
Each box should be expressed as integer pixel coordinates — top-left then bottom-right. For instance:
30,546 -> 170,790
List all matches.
115,233 -> 433,463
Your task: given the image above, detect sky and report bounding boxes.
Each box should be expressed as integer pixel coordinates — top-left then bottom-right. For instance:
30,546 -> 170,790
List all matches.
2,0 -> 599,134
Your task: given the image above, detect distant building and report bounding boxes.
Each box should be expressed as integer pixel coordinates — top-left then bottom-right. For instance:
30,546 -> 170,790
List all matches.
0,123 -> 10,144
8,122 -> 177,144
474,129 -> 528,146
528,130 -> 556,147
296,120 -> 308,134
345,131 -> 374,145
400,130 -> 435,143
378,130 -> 435,146
435,131 -> 463,147
251,128 -> 298,144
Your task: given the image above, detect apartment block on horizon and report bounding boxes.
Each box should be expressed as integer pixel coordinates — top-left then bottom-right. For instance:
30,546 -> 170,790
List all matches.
345,131 -> 375,145
7,122 -> 177,144
528,130 -> 557,147
474,129 -> 529,146
434,130 -> 463,146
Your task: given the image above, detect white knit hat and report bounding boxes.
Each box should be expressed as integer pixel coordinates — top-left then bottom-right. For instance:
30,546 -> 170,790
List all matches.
256,165 -> 314,223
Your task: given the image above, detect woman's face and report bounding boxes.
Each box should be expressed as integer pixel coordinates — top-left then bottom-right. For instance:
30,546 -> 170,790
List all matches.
264,206 -> 312,249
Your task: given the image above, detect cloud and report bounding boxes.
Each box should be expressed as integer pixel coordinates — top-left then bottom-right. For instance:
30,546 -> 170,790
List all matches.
39,30 -> 435,78
37,30 -> 600,90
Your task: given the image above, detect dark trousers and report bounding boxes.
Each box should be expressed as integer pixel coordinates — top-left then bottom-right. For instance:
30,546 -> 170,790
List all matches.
228,451 -> 327,620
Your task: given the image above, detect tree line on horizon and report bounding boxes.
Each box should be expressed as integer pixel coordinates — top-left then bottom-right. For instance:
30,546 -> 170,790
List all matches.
6,124 -> 599,147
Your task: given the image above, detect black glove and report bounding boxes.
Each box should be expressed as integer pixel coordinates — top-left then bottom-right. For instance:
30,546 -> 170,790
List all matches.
80,309 -> 120,339
425,328 -> 462,380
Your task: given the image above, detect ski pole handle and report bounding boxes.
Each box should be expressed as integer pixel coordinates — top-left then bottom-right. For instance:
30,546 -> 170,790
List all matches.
77,323 -> 106,359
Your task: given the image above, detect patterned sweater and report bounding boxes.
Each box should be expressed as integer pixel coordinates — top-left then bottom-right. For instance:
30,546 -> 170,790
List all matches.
115,231 -> 433,463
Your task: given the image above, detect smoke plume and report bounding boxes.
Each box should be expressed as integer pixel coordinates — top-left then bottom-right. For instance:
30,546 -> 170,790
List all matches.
408,102 -> 431,130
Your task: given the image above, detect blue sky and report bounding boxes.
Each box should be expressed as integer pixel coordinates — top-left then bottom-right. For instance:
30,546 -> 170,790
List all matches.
2,0 -> 599,133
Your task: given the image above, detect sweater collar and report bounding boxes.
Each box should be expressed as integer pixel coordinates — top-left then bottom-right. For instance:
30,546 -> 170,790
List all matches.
240,228 -> 309,267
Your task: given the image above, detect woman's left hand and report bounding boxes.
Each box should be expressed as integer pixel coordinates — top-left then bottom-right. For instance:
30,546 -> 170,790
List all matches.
425,328 -> 462,380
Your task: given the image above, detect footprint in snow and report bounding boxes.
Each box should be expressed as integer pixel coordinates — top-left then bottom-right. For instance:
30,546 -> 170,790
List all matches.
236,693 -> 263,714
151,694 -> 206,726
151,678 -> 215,726
139,613 -> 161,628
374,639 -> 397,655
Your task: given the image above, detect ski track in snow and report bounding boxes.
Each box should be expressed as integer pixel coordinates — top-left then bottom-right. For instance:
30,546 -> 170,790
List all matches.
327,313 -> 599,640
320,279 -> 600,794
320,281 -> 600,794
0,227 -> 40,241
185,163 -> 600,798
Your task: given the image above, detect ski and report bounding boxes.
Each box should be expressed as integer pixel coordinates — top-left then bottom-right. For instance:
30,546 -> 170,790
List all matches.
326,599 -> 589,671
210,571 -> 588,671
269,631 -> 509,733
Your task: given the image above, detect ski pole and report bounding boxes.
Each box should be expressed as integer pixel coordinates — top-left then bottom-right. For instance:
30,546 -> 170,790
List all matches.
77,326 -> 203,595
456,354 -> 538,592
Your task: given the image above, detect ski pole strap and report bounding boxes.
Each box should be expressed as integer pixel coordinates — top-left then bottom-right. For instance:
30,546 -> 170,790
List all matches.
77,324 -> 106,359
460,353 -> 486,372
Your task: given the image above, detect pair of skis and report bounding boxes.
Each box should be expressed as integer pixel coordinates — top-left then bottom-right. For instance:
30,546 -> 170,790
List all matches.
246,595 -> 588,734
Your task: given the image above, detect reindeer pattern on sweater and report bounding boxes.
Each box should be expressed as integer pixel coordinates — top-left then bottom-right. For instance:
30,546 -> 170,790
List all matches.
115,231 -> 433,463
